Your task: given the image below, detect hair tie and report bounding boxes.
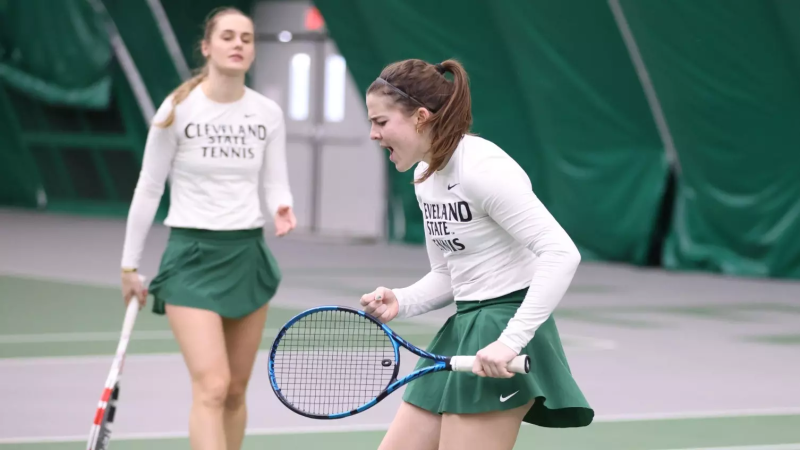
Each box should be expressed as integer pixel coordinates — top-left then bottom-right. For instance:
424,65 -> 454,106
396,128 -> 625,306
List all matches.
434,63 -> 446,74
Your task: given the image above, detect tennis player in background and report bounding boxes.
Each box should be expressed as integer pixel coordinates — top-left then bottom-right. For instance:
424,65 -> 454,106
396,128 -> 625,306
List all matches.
119,7 -> 295,450
360,58 -> 594,450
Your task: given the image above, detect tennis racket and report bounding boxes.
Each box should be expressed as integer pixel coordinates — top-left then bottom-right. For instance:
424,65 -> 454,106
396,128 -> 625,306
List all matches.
267,305 -> 530,420
86,286 -> 143,450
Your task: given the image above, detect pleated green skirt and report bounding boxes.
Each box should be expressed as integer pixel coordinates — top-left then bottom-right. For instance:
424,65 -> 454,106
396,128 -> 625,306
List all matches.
147,227 -> 282,318
402,288 -> 594,428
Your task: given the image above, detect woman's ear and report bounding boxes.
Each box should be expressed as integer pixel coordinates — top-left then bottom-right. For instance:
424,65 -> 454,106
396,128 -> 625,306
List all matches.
414,107 -> 431,125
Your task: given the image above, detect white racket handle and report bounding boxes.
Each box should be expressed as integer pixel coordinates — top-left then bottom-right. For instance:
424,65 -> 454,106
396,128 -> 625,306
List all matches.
103,275 -> 145,386
449,355 -> 531,374
119,274 -> 146,347
121,297 -> 139,337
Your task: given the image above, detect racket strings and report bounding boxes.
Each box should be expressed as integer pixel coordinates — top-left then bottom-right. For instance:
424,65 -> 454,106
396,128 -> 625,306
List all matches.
272,310 -> 396,416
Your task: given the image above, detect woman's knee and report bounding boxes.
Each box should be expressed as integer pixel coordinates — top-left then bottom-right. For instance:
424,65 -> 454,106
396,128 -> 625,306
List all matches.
193,371 -> 231,409
224,381 -> 247,411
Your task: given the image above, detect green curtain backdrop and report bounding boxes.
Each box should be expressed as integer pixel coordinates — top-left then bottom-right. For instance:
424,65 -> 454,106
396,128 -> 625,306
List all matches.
0,0 -> 113,208
0,0 -> 112,109
620,0 -> 800,278
0,0 -> 184,214
1,0 -> 798,279
0,0 -> 258,215
100,0 -> 183,108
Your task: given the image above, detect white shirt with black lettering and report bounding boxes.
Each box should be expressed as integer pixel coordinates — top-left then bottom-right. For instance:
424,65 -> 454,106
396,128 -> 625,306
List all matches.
120,85 -> 293,269
392,134 -> 581,354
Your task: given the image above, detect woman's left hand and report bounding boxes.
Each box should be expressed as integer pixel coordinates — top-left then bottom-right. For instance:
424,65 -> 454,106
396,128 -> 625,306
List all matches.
274,205 -> 297,236
473,340 -> 519,378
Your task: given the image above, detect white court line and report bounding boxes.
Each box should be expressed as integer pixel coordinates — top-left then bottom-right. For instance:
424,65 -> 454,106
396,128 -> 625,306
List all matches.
0,424 -> 392,444
0,337 -> 608,367
661,446 -> 800,450
561,333 -> 617,350
0,351 -> 184,367
0,340 -> 611,365
0,330 -> 176,344
403,314 -> 618,350
0,326 -> 615,352
596,407 -> 800,422
1,408 -> 799,445
0,326 -> 435,345
0,330 -> 614,349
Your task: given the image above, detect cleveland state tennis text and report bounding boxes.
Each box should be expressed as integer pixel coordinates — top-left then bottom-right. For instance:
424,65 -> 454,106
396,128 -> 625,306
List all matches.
184,122 -> 268,159
423,201 -> 472,253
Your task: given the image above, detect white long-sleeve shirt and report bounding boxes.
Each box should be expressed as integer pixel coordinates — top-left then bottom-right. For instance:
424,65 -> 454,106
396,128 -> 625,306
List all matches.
392,134 -> 581,354
120,85 -> 293,269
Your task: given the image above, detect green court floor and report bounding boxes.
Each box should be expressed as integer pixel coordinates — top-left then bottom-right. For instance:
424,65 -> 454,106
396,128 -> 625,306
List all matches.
2,274 -> 799,449
0,275 -> 438,359
5,415 -> 800,449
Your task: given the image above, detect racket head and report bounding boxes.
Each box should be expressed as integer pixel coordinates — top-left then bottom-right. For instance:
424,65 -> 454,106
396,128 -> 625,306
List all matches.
268,306 -> 400,419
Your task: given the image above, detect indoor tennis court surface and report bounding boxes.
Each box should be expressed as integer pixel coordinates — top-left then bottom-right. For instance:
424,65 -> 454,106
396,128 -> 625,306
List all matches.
1,209 -> 799,449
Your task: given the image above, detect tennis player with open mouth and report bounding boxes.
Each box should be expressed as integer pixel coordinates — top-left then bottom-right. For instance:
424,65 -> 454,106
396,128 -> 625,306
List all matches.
265,57 -> 593,450
359,58 -> 594,450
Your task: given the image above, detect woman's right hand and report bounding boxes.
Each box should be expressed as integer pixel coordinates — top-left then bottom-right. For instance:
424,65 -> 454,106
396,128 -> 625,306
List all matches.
360,286 -> 399,323
121,271 -> 147,309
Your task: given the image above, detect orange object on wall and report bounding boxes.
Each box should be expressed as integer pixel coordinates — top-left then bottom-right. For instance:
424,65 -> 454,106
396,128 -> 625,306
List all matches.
305,6 -> 324,30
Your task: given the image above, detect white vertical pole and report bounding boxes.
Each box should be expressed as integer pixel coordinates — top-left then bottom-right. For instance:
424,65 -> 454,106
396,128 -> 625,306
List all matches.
145,0 -> 192,80
608,0 -> 680,173
86,0 -> 156,122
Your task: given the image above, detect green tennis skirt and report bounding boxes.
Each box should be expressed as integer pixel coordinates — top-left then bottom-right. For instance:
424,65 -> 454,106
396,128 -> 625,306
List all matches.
402,288 -> 594,428
147,227 -> 282,319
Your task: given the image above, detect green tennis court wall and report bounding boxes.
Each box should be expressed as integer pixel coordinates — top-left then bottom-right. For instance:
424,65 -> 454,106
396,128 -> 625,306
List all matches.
2,0 -> 799,280
619,0 -> 800,279
314,0 -> 800,279
0,0 -> 167,218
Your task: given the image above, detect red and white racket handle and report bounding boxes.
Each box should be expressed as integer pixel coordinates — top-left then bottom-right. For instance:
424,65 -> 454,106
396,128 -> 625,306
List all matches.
448,355 -> 530,374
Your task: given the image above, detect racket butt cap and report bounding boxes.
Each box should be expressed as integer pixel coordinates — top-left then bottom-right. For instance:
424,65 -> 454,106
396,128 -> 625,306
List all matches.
508,355 -> 530,373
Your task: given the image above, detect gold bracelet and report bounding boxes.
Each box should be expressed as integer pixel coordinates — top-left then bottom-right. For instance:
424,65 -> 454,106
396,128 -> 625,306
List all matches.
121,267 -> 137,273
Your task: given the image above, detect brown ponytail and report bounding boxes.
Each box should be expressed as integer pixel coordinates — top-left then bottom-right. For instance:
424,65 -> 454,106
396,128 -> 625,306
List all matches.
154,7 -> 248,128
367,58 -> 473,183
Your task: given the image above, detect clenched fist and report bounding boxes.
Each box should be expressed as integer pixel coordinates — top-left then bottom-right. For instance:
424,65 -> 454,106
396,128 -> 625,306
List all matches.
360,286 -> 399,323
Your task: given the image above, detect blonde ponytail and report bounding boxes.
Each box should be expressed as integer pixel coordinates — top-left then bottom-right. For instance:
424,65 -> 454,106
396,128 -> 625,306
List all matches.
155,66 -> 208,128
